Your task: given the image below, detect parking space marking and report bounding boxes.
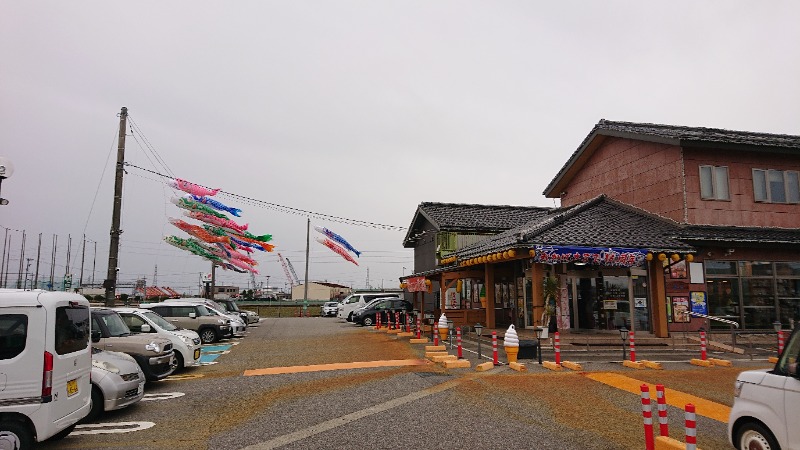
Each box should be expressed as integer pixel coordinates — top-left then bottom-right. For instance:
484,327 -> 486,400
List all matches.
141,392 -> 185,401
164,373 -> 205,381
201,344 -> 234,353
243,359 -> 431,376
72,421 -> 155,435
583,372 -> 730,422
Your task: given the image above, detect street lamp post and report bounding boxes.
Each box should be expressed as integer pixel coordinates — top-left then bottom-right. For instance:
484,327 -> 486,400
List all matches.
475,323 -> 483,360
534,327 -> 543,364
620,327 -> 628,361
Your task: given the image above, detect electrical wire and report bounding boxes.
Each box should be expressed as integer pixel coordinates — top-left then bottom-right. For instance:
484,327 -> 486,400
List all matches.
122,163 -> 408,231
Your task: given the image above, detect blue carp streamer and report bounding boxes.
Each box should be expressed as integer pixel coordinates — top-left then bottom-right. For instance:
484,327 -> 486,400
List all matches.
191,194 -> 242,217
314,226 -> 361,257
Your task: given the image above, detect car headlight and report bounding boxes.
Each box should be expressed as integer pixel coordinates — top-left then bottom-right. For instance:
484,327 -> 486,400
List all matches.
93,360 -> 121,374
218,319 -> 226,325
145,342 -> 161,353
734,380 -> 743,397
179,335 -> 192,345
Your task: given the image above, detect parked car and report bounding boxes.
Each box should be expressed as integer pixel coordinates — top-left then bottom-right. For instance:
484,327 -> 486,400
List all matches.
352,298 -> 413,326
90,308 -> 176,382
337,292 -> 403,322
114,307 -> 202,370
83,348 -> 145,423
161,298 -> 247,337
728,324 -> 800,449
0,289 -> 92,447
139,301 -> 231,344
321,302 -> 339,317
214,298 -> 260,325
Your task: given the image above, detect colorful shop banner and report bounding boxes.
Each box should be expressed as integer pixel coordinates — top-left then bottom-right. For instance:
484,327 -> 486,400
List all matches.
406,276 -> 427,293
690,291 -> 708,315
531,245 -> 647,267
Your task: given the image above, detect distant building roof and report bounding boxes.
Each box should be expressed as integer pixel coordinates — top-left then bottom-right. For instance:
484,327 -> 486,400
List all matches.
403,202 -> 550,247
545,119 -> 800,197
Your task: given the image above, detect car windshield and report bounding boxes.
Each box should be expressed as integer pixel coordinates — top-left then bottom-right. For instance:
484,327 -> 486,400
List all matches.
224,301 -> 241,312
142,311 -> 178,331
195,305 -> 214,316
101,312 -> 132,337
341,294 -> 356,305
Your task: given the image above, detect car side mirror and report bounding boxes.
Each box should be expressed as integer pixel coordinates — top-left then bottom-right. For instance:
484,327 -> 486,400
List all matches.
140,324 -> 151,333
788,362 -> 798,378
189,312 -> 197,319
91,329 -> 102,343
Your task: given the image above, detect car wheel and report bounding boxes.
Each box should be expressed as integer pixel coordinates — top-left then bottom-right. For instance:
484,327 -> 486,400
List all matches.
79,386 -> 103,424
199,328 -> 218,344
0,420 -> 33,450
362,316 -> 374,326
736,422 -> 779,450
174,351 -> 185,370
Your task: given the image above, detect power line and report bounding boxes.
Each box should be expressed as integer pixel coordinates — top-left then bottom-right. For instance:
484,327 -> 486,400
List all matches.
123,162 -> 407,231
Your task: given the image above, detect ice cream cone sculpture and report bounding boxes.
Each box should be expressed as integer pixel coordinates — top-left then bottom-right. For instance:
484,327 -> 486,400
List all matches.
438,313 -> 449,342
504,324 -> 520,363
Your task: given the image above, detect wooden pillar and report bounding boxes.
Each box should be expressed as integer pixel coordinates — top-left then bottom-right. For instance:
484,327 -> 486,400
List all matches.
649,259 -> 668,338
485,264 -> 495,328
531,263 -> 545,327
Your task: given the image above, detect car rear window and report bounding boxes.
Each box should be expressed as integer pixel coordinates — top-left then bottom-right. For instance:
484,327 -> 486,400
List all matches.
0,314 -> 28,360
56,305 -> 90,355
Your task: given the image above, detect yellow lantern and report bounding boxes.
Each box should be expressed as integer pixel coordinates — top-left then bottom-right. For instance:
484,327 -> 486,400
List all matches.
658,253 -> 667,261
646,253 -> 653,261
481,256 -> 487,263
686,254 -> 694,262
456,279 -> 462,293
425,279 -> 432,286
502,251 -> 509,259
671,254 -> 680,262
508,249 -> 517,258
400,282 -> 407,289
529,249 -> 536,257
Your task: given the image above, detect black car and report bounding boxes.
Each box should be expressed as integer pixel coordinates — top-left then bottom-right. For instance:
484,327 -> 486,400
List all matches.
352,298 -> 413,326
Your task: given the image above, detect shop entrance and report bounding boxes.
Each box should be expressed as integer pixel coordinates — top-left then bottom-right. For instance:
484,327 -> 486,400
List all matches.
566,269 -> 650,332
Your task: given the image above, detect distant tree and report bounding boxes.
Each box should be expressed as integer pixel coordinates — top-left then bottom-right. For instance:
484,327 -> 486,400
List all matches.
242,289 -> 253,300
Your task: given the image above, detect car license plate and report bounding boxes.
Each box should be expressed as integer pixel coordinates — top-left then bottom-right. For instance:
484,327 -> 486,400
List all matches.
138,382 -> 144,395
67,379 -> 79,397
194,349 -> 201,359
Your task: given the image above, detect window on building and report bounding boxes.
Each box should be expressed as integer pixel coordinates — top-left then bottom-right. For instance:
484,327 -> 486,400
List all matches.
753,169 -> 800,203
699,165 -> 730,200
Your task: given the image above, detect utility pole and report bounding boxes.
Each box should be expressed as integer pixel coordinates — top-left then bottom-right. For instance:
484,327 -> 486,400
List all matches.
34,233 -> 41,289
79,234 -> 86,289
303,218 -> 310,302
24,258 -> 32,289
104,106 -> 128,307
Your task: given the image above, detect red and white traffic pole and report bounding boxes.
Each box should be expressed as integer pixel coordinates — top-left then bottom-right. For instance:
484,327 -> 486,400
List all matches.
700,330 -> 707,361
656,384 -> 668,437
395,312 -> 400,330
406,314 -> 411,333
456,327 -> 463,359
433,321 -> 439,346
629,331 -> 637,362
415,314 -> 421,339
778,330 -> 785,356
640,384 -> 655,450
554,332 -> 561,365
685,403 -> 697,450
492,331 -> 499,365
376,311 -> 381,329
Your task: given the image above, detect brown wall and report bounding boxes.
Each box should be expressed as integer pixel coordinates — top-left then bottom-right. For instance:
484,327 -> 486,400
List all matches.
684,148 -> 800,228
560,137 -> 685,222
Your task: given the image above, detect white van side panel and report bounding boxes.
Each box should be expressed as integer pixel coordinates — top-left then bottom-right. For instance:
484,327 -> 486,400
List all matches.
0,305 -> 45,415
786,377 -> 800,449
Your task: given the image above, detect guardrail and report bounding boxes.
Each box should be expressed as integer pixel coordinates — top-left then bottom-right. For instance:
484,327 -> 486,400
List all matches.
688,312 -> 740,353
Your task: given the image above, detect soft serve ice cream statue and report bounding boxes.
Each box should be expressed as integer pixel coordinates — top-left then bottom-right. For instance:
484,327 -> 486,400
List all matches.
504,324 -> 520,363
438,313 -> 449,342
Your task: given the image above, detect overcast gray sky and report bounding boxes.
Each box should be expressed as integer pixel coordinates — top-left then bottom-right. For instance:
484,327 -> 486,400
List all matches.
2,1 -> 799,295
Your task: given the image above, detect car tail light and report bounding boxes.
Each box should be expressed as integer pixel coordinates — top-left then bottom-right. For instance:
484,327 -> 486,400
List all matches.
42,351 -> 53,402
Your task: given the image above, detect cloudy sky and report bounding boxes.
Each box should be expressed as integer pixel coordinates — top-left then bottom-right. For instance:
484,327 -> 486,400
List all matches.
2,1 -> 799,295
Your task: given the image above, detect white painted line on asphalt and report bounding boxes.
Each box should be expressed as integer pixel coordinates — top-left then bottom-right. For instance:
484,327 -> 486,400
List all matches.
72,421 -> 155,435
240,373 -> 490,450
141,392 -> 185,401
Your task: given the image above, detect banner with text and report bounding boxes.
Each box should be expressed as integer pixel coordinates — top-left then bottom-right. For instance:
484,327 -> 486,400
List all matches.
531,245 -> 647,268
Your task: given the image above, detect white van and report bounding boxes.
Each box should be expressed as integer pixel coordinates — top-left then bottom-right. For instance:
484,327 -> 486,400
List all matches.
728,325 -> 800,449
337,292 -> 402,322
0,289 -> 92,448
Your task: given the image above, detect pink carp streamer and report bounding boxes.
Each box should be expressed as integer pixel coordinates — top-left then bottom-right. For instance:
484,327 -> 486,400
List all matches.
170,178 -> 220,197
185,211 -> 248,233
315,237 -> 358,266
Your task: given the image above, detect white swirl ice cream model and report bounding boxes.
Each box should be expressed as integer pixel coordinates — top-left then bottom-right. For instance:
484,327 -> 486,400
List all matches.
438,313 -> 449,341
504,324 -> 520,363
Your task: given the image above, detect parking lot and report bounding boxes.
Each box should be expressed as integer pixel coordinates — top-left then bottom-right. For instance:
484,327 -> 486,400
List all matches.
43,317 -> 773,450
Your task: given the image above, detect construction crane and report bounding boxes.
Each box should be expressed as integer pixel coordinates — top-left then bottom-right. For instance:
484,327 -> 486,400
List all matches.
285,258 -> 301,286
277,253 -> 299,286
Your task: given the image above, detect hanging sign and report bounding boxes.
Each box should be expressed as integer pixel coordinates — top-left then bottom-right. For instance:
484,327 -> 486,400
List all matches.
406,276 -> 427,292
531,245 -> 646,268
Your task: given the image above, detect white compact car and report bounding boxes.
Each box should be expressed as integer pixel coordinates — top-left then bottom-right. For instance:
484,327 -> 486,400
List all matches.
728,325 -> 800,450
85,348 -> 145,423
115,307 -> 202,370
0,289 -> 92,448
